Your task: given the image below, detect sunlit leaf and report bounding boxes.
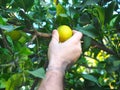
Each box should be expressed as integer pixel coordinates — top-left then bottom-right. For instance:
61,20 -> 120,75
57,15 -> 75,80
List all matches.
54,0 -> 58,5
93,6 -> 105,25
6,35 -> 14,50
113,14 -> 120,27
56,4 -> 66,16
0,16 -> 7,25
110,15 -> 118,27
0,78 -> 6,89
6,73 -> 23,90
19,47 -> 33,55
28,68 -> 45,78
0,25 -> 21,31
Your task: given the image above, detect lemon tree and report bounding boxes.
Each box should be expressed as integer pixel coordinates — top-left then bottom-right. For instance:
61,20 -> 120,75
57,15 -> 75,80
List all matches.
0,0 -> 120,90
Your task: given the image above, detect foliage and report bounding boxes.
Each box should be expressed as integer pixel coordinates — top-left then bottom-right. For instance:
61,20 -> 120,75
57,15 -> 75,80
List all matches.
0,0 -> 120,90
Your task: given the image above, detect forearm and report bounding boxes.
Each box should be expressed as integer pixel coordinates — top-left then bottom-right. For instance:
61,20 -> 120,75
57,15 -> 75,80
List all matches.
38,69 -> 64,90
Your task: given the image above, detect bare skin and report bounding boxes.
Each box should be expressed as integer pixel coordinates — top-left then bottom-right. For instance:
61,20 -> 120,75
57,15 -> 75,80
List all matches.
38,30 -> 83,90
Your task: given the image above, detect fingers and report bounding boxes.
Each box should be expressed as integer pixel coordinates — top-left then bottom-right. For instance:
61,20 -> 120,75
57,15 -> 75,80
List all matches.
66,30 -> 82,43
51,30 -> 59,43
51,30 -> 82,44
72,30 -> 83,40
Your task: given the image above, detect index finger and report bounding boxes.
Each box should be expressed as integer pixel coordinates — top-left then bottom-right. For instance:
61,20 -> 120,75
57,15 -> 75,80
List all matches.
65,30 -> 83,44
72,30 -> 83,40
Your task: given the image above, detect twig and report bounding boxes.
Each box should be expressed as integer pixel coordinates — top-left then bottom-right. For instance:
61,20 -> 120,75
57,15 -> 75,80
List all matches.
1,29 -> 13,54
34,30 -> 51,38
91,40 -> 116,55
0,62 -> 14,67
27,34 -> 37,46
30,78 -> 40,90
0,57 -> 19,67
25,29 -> 51,45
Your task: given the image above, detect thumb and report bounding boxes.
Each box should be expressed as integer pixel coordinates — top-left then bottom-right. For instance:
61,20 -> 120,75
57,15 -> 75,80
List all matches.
51,30 -> 59,43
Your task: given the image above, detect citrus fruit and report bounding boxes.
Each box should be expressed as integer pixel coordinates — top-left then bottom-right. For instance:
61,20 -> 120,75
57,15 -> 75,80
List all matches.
6,30 -> 21,41
57,25 -> 73,42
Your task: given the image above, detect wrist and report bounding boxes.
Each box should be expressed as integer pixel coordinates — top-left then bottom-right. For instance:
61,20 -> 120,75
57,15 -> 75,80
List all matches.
48,59 -> 68,70
47,59 -> 69,74
46,66 -> 65,75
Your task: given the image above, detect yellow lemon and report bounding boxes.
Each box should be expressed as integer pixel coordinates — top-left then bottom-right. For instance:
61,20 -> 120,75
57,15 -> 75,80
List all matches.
57,25 -> 73,42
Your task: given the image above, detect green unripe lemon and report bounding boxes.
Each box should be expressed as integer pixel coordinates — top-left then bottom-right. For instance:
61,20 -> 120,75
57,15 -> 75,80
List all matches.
6,30 -> 21,41
57,25 -> 73,42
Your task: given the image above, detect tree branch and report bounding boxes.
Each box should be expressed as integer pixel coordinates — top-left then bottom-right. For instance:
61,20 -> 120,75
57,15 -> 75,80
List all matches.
30,78 -> 40,90
1,29 -> 13,54
25,29 -> 51,46
23,28 -> 52,38
34,30 -> 51,38
91,40 -> 117,55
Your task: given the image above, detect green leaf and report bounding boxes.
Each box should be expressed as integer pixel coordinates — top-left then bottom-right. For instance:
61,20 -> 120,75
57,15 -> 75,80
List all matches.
56,4 -> 66,16
85,0 -> 99,5
109,15 -> 118,27
105,1 -> 116,23
6,73 -> 23,90
0,48 -> 9,55
82,36 -> 92,51
63,0 -> 68,3
106,55 -> 119,63
113,14 -> 120,27
0,16 -> 7,25
54,0 -> 58,5
8,0 -> 15,5
12,0 -> 34,11
105,56 -> 120,73
0,25 -> 21,31
79,13 -> 91,25
76,24 -> 98,39
0,0 -> 10,7
0,78 -> 6,89
82,74 -> 100,86
19,47 -> 33,55
113,60 -> 120,67
59,14 -> 68,17
6,35 -> 14,50
93,6 -> 105,25
0,25 -> 14,31
56,15 -> 70,25
28,68 -> 45,78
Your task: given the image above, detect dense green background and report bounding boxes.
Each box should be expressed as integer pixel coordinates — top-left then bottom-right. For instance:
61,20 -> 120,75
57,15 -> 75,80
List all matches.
0,0 -> 120,90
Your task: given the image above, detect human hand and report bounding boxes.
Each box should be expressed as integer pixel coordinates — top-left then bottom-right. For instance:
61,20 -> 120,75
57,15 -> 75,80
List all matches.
48,30 -> 83,71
